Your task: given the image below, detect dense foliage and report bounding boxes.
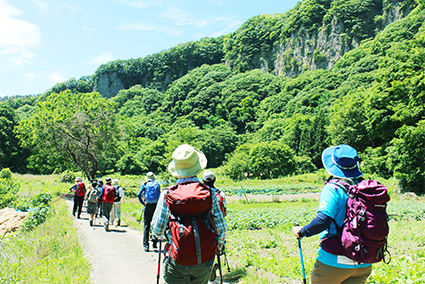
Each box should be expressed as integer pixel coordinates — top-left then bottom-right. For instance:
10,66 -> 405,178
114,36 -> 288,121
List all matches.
1,0 -> 424,193
15,91 -> 120,179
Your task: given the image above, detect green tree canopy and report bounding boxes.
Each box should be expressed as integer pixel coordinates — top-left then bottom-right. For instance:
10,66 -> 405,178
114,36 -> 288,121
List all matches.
16,90 -> 120,179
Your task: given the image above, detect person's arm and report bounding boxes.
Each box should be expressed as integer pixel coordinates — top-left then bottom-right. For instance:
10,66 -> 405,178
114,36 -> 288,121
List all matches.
69,184 -> 77,192
137,185 -> 145,205
97,186 -> 104,200
293,183 -> 340,238
211,193 -> 227,250
150,192 -> 169,239
293,212 -> 333,238
85,187 -> 91,199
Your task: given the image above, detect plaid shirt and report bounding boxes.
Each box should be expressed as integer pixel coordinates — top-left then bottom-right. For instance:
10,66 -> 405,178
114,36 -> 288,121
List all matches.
150,177 -> 227,249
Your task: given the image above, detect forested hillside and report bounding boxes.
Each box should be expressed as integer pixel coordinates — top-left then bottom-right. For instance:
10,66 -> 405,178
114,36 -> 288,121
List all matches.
1,0 -> 424,193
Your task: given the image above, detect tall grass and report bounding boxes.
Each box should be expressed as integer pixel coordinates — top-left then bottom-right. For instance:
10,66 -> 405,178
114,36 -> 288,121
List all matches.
0,200 -> 91,283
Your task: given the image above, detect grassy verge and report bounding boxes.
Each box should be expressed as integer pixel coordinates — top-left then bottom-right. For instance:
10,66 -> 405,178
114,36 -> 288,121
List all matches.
0,200 -> 91,283
0,174 -> 91,283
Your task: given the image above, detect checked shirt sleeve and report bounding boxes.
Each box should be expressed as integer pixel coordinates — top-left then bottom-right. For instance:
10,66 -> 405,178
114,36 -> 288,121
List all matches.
150,191 -> 170,239
211,193 -> 227,248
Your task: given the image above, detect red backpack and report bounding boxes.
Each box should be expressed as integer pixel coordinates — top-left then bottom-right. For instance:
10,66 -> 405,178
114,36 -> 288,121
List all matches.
102,184 -> 116,203
165,181 -> 217,265
76,182 -> 85,197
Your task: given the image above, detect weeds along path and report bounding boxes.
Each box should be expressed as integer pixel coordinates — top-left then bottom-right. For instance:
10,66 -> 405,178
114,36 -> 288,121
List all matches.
65,200 -> 163,284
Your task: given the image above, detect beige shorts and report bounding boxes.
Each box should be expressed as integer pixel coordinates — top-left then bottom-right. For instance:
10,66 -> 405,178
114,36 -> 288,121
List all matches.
310,260 -> 372,284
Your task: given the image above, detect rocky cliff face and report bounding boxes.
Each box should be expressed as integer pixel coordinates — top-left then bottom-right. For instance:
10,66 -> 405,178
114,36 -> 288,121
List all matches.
93,2 -> 409,98
264,3 -> 406,78
93,72 -> 125,99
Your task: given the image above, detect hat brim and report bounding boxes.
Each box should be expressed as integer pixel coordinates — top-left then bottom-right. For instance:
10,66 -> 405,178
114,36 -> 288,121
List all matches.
168,150 -> 207,178
322,146 -> 363,179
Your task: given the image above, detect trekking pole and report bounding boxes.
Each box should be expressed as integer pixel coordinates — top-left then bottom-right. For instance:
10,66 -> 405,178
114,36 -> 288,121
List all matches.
53,193 -> 70,203
223,250 -> 231,272
217,250 -> 223,284
298,237 -> 307,284
156,240 -> 162,284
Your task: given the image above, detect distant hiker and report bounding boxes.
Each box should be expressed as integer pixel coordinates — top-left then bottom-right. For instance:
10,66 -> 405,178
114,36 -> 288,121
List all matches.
138,171 -> 161,251
202,169 -> 226,282
97,177 -> 115,231
69,177 -> 86,219
85,179 -> 99,226
151,144 -> 228,284
202,169 -> 226,217
292,145 -> 377,284
96,179 -> 104,218
110,179 -> 124,226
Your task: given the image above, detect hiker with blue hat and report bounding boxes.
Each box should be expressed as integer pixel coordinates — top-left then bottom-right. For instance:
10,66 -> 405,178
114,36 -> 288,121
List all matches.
292,145 -> 373,284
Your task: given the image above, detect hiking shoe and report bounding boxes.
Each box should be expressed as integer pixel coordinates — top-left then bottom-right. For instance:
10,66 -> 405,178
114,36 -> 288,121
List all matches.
210,263 -> 219,281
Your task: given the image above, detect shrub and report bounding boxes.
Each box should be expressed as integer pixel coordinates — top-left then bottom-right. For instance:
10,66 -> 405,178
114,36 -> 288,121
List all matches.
59,171 -> 75,183
0,172 -> 19,209
0,168 -> 12,179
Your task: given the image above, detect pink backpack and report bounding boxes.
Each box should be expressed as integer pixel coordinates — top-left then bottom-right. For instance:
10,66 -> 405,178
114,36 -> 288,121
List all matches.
321,179 -> 391,264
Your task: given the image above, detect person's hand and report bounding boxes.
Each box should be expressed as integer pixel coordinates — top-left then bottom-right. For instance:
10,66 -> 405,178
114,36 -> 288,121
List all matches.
292,226 -> 303,239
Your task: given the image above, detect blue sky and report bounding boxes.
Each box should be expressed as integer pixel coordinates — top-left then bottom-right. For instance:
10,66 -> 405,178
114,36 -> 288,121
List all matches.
0,0 -> 299,97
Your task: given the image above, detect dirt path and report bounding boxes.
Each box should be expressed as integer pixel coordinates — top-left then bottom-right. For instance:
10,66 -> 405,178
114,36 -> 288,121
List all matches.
66,200 -> 164,284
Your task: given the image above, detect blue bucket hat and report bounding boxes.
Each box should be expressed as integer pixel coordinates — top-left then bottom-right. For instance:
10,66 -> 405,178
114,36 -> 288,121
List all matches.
321,144 -> 363,179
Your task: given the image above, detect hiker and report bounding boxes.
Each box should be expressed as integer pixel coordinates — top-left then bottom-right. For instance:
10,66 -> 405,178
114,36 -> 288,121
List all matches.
202,169 -> 227,282
151,144 -> 228,284
85,179 -> 99,226
96,179 -> 104,218
97,177 -> 116,231
69,177 -> 86,219
202,169 -> 226,217
292,145 -> 373,283
137,172 -> 161,251
110,179 -> 124,226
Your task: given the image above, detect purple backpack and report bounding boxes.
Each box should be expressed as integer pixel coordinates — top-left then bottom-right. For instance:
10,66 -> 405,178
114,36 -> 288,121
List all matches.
321,179 -> 391,264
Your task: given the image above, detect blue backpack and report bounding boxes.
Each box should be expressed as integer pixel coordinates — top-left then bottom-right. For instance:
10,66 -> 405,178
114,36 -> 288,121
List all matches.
144,181 -> 160,204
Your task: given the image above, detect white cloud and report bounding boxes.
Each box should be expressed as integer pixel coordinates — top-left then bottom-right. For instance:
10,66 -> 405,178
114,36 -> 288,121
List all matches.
50,71 -> 67,84
89,52 -> 114,66
0,0 -> 41,69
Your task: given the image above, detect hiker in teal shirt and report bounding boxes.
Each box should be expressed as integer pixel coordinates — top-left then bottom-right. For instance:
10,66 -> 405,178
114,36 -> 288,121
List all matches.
292,145 -> 372,284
